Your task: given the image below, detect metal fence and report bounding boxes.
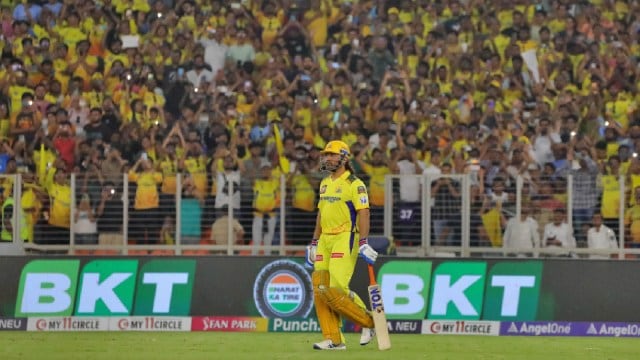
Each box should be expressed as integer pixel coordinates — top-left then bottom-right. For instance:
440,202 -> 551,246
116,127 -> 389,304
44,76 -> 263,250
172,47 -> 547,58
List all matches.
0,172 -> 637,259
384,174 -> 634,259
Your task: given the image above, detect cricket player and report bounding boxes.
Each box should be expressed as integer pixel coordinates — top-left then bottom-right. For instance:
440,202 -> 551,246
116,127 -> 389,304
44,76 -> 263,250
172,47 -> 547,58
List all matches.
305,140 -> 378,350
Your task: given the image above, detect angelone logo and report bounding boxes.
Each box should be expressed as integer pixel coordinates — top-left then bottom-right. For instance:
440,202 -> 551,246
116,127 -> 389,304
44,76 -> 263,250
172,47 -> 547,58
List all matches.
253,260 -> 313,318
15,259 -> 196,317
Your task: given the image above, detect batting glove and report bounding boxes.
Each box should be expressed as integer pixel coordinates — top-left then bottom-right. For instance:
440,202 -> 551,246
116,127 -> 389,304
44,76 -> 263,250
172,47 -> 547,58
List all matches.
359,239 -> 378,265
305,239 -> 318,269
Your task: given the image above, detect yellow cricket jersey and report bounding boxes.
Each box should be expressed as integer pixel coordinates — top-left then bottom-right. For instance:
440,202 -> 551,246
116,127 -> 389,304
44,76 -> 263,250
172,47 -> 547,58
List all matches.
625,205 -> 640,242
317,171 -> 369,235
600,175 -> 619,218
128,171 -> 163,210
253,178 -> 279,213
361,164 -> 390,207
159,158 -> 178,195
184,156 -> 208,196
291,174 -> 316,212
49,183 -> 71,228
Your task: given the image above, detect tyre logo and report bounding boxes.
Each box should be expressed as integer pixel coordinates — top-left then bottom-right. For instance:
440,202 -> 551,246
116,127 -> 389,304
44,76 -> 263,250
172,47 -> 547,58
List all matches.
253,260 -> 313,318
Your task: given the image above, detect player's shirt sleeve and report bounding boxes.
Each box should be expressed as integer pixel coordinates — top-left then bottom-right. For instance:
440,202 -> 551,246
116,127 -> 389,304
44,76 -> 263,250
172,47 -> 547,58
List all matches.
351,179 -> 369,210
317,178 -> 327,209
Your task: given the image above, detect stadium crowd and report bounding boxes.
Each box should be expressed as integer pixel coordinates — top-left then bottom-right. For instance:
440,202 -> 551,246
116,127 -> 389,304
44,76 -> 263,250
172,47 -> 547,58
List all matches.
0,0 -> 639,256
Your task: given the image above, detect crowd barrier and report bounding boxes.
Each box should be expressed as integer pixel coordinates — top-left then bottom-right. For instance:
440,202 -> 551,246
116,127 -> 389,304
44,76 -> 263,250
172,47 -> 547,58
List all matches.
1,173 -> 639,259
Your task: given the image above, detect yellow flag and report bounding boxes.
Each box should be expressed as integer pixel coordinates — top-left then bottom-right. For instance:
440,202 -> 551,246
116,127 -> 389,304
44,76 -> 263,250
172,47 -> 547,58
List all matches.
38,144 -> 46,187
272,123 -> 290,174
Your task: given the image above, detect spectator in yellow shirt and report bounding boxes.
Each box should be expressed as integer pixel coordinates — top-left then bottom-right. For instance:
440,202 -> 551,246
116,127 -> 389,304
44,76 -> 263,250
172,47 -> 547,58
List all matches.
46,167 -> 71,245
355,145 -> 390,235
251,164 -> 279,255
128,156 -> 163,245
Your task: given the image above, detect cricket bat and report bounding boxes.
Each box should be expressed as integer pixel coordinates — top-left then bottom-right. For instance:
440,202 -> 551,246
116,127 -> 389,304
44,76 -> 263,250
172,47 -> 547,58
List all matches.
367,264 -> 391,350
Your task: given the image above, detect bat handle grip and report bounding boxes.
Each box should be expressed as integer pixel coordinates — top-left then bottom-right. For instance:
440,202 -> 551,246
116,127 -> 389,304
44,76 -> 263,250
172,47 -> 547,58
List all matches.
368,264 -> 377,286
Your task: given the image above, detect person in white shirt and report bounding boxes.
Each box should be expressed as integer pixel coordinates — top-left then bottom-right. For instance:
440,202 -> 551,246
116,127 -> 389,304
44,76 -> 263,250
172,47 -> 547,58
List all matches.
503,206 -> 540,256
226,29 -> 255,64
186,54 -> 214,90
199,28 -> 228,76
423,150 -> 443,177
543,208 -> 576,256
587,212 -> 618,259
391,145 -> 425,245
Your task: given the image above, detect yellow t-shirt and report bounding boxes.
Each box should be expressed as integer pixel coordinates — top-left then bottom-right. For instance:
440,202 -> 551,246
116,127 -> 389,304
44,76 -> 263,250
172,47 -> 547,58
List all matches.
54,26 -> 87,48
256,12 -> 283,47
129,171 -> 163,209
8,85 -> 31,115
49,183 -> 71,228
625,205 -> 640,242
253,178 -> 280,213
600,175 -> 620,218
184,156 -> 208,196
159,158 -> 178,195
21,188 -> 41,242
317,171 -> 369,234
291,174 -> 316,212
304,10 -> 328,47
361,164 -> 390,207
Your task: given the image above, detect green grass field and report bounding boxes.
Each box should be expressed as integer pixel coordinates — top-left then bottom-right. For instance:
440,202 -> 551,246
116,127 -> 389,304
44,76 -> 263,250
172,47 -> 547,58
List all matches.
0,333 -> 637,360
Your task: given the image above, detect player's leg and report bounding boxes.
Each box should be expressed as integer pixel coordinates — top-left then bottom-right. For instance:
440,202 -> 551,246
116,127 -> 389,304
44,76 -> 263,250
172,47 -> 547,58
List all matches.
318,232 -> 374,329
312,234 -> 342,348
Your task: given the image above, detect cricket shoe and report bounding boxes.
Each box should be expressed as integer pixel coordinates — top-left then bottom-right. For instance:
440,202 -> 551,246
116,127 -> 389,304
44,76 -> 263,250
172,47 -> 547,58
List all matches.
360,328 -> 375,346
313,339 -> 346,350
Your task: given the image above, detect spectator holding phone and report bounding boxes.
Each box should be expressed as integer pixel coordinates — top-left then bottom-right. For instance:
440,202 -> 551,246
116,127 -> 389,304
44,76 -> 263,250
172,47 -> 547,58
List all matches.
128,155 -> 163,245
543,208 -> 576,257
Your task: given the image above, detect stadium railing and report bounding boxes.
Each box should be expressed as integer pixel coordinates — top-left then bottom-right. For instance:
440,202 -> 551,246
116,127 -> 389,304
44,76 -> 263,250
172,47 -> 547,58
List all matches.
384,174 -> 634,259
0,172 -> 637,259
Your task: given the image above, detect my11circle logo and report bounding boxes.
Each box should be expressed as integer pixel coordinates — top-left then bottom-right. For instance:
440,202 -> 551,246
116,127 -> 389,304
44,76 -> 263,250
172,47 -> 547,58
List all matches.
253,260 -> 313,318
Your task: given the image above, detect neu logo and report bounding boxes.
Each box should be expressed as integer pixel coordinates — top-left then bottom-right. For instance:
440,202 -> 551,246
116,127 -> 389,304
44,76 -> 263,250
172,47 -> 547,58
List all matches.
15,259 -> 196,317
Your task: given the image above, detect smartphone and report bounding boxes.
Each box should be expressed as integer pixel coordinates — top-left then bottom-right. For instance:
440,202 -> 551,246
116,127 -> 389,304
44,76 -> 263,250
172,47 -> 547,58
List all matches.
488,100 -> 495,110
141,152 -> 148,161
332,111 -> 340,123
331,44 -> 339,55
300,74 -> 311,81
353,38 -> 359,47
331,62 -> 340,69
231,3 -> 241,9
110,189 -> 116,195
19,135 -> 25,143
157,12 -> 163,19
177,68 -> 184,77
126,73 -> 132,81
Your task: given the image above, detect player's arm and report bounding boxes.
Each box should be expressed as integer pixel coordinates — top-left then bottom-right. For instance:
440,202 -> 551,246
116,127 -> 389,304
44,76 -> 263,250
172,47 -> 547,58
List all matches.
357,208 -> 370,240
312,212 -> 322,240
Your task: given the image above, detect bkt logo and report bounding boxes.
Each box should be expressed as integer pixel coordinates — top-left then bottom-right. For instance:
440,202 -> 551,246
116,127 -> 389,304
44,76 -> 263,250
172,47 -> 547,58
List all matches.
377,261 -> 542,321
15,259 -> 196,317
